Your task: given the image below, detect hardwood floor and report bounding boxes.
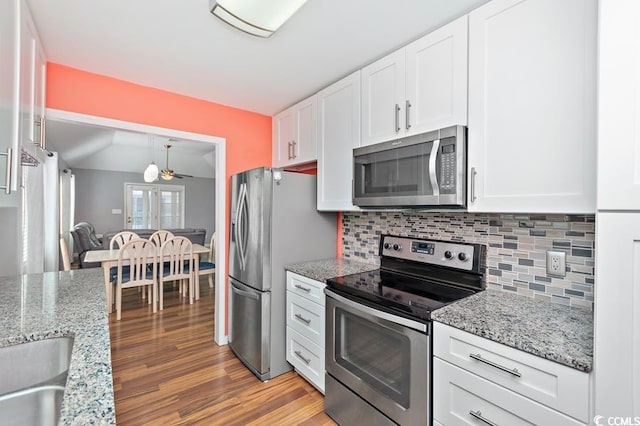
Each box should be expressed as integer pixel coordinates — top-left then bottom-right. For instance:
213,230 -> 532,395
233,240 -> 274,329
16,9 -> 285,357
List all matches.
109,278 -> 336,425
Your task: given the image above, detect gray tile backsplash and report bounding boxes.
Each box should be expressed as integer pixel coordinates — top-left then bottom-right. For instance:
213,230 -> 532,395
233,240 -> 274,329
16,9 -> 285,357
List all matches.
342,212 -> 595,310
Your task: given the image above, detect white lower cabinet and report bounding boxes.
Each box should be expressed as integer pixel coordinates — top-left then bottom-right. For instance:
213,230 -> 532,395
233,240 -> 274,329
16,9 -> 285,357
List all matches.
285,271 -> 326,393
433,322 -> 590,425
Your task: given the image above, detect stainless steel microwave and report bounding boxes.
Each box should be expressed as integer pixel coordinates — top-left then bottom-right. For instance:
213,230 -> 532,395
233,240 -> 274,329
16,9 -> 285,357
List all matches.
353,125 -> 466,208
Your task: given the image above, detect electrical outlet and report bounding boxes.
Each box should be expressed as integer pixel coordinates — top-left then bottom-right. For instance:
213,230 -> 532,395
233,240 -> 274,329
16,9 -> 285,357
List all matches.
546,251 -> 566,277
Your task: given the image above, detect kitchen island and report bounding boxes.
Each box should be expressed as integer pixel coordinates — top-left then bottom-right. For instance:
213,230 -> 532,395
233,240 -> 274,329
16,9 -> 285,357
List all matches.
0,268 -> 115,425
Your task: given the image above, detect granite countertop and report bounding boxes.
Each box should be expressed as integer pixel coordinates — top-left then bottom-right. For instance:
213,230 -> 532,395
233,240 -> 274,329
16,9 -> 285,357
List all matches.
285,257 -> 379,282
0,268 -> 115,425
431,289 -> 594,372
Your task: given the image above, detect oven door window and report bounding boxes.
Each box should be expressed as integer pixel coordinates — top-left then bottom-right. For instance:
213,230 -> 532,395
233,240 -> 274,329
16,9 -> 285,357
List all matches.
335,307 -> 411,408
354,142 -> 434,199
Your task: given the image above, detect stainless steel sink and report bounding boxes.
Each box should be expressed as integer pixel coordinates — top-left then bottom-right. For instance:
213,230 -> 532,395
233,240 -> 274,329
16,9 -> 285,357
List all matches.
0,337 -> 74,426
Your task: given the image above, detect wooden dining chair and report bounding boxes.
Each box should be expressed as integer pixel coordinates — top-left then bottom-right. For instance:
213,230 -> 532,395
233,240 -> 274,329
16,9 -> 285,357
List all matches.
59,238 -> 71,271
198,232 -> 216,292
109,231 -> 143,302
150,230 -> 174,247
115,238 -> 157,320
159,236 -> 193,310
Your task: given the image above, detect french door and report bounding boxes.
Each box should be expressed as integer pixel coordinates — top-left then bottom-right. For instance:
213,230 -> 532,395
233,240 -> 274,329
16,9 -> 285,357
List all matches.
124,183 -> 185,230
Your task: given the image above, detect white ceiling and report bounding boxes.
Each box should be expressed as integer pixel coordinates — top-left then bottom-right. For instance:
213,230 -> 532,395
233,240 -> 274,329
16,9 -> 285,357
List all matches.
46,120 -> 216,179
27,0 -> 489,116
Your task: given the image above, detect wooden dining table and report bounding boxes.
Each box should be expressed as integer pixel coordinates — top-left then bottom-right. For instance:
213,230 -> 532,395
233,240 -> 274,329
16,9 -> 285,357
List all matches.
84,243 -> 209,313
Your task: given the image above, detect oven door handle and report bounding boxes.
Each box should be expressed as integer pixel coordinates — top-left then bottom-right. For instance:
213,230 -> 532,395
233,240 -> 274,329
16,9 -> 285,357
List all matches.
325,289 -> 427,333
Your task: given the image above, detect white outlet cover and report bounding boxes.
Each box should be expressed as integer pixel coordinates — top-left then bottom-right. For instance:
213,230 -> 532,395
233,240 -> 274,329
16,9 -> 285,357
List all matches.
112,208 -> 122,214
546,250 -> 566,277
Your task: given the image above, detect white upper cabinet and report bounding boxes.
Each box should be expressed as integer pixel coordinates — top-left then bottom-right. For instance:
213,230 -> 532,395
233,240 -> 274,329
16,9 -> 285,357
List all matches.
273,95 -> 317,168
405,15 -> 468,136
467,0 -> 597,213
361,49 -> 405,146
317,71 -> 361,211
19,0 -> 47,158
0,0 -> 20,203
361,15 -> 468,147
597,0 -> 640,210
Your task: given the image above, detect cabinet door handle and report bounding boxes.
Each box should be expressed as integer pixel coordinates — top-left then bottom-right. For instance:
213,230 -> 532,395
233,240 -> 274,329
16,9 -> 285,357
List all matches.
395,104 -> 401,133
469,353 -> 521,377
40,117 -> 46,150
294,313 -> 311,325
294,284 -> 311,292
292,140 -> 297,158
294,350 -> 311,365
469,410 -> 499,426
0,148 -> 13,194
470,167 -> 477,203
287,141 -> 292,160
405,100 -> 411,130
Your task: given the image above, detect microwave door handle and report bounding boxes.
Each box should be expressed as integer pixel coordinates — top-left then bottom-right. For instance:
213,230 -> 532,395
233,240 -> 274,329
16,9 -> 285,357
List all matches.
429,139 -> 440,196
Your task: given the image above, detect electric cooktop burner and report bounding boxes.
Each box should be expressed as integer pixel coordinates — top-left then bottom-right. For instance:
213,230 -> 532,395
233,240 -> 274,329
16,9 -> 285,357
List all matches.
326,235 -> 486,322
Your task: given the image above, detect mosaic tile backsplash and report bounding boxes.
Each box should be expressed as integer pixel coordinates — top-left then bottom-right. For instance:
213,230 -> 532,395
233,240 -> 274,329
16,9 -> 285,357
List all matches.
342,212 -> 595,310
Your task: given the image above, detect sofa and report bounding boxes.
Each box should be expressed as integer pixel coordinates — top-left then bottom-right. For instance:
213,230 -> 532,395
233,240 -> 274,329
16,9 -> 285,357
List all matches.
101,228 -> 207,249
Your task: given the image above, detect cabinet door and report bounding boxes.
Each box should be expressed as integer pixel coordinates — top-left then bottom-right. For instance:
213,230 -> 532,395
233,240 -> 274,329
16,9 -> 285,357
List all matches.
0,0 -> 20,201
597,0 -> 640,210
292,95 -> 316,164
361,49 -> 405,146
467,0 -> 596,213
405,15 -> 468,135
272,108 -> 294,168
594,212 -> 640,419
317,71 -> 361,211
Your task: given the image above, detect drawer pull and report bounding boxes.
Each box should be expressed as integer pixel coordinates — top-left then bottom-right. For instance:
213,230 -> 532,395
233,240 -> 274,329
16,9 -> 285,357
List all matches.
469,410 -> 499,426
469,353 -> 521,377
294,350 -> 311,365
294,284 -> 311,292
294,313 -> 311,325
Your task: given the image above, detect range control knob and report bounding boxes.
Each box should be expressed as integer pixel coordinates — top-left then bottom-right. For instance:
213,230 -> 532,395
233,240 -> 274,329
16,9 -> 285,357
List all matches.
393,244 -> 402,251
458,252 -> 468,262
444,250 -> 454,260
383,242 -> 391,250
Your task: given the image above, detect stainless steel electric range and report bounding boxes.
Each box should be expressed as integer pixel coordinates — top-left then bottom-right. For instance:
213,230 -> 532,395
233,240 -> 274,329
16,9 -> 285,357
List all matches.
324,234 -> 485,426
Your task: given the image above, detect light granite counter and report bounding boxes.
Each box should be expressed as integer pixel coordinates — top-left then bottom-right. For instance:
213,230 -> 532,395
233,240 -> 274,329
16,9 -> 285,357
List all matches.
285,257 -> 379,283
0,268 -> 115,425
431,290 -> 593,372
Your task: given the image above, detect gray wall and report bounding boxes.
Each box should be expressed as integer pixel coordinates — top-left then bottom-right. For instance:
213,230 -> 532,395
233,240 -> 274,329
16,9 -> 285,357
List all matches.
73,168 -> 215,240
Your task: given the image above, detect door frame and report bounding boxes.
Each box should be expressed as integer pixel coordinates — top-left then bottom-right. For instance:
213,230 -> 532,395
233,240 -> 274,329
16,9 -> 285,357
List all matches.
46,108 -> 228,345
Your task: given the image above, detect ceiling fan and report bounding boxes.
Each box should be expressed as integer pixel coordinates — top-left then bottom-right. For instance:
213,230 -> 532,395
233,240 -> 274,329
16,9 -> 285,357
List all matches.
161,144 -> 193,180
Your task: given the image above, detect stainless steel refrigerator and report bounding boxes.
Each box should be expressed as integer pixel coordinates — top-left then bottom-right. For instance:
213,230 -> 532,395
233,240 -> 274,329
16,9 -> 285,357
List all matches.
228,167 -> 336,381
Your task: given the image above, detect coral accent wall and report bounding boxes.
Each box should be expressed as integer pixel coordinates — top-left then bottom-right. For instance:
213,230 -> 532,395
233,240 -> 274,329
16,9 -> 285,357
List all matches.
46,63 -> 272,333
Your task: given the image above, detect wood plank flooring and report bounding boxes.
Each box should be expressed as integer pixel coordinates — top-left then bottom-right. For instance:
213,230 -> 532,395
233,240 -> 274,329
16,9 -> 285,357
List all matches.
109,278 -> 336,425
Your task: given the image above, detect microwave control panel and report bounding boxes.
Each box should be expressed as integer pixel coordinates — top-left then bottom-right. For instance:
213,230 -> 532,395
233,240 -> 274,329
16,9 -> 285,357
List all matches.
438,137 -> 456,194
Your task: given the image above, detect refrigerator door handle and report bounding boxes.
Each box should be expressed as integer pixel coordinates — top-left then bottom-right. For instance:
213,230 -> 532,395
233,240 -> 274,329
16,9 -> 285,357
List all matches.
240,182 -> 250,266
236,182 -> 247,269
231,283 -> 260,300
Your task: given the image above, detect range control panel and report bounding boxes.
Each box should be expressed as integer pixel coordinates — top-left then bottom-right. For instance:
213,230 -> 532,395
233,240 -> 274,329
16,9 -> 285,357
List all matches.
380,235 -> 482,272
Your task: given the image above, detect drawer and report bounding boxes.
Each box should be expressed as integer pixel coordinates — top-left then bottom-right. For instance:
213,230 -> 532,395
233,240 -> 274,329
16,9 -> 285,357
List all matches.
286,326 -> 324,393
433,358 -> 585,426
286,291 -> 324,347
433,322 -> 589,423
287,272 -> 326,306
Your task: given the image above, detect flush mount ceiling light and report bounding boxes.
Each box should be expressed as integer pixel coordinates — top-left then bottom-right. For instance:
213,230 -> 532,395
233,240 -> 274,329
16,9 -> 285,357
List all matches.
209,0 -> 308,38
